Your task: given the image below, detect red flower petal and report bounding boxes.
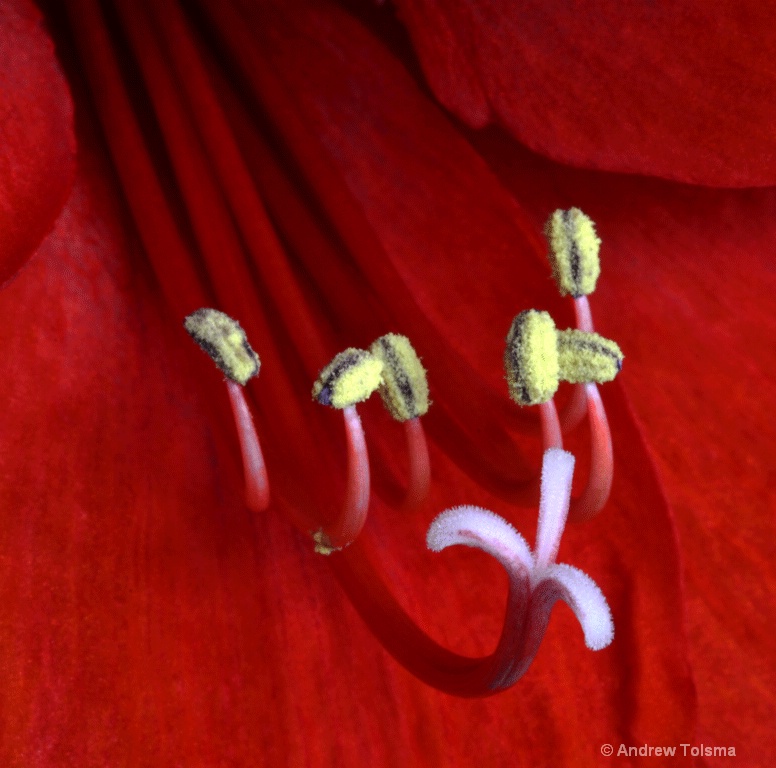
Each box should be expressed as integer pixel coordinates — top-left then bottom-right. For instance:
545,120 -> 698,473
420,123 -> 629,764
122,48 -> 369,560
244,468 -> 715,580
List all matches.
394,0 -> 776,187
0,0 -> 75,285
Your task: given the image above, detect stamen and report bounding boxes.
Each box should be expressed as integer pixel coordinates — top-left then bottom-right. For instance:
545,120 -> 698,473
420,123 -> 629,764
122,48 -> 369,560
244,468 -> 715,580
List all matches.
402,417 -> 431,509
504,310 -> 560,407
558,294 -> 595,431
225,381 -> 270,513
573,294 -> 595,334
538,399 -> 563,450
312,349 -> 383,550
559,383 -> 588,434
184,309 -> 269,513
568,383 -> 614,523
546,203 -> 598,433
504,309 -> 621,439
504,312 -> 620,516
557,329 -> 623,385
369,333 -> 430,421
184,308 -> 260,385
312,348 -> 383,409
370,333 -> 431,508
545,208 -> 601,298
314,405 -> 371,553
566,293 -> 614,517
557,329 -> 619,515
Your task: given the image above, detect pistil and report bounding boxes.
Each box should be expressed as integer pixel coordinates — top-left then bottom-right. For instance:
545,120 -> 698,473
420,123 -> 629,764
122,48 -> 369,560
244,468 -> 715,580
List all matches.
330,448 -> 613,696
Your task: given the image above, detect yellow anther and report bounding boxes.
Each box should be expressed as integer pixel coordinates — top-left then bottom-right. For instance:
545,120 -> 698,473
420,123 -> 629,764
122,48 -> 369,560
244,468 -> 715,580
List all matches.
504,310 -> 560,406
312,348 -> 384,409
184,308 -> 260,385
545,208 -> 601,297
505,311 -> 624,405
557,329 -> 623,384
369,333 -> 430,421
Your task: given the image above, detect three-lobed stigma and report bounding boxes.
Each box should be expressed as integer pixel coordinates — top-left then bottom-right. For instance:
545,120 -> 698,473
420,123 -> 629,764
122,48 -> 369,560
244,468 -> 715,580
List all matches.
184,308 -> 260,385
545,208 -> 601,298
370,333 -> 430,421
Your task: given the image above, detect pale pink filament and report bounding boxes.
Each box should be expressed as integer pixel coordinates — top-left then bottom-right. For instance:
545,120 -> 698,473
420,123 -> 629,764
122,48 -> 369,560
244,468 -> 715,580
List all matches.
568,383 -> 613,522
402,417 -> 431,509
538,385 -> 613,521
226,380 -> 270,513
323,405 -> 371,548
559,295 -> 594,433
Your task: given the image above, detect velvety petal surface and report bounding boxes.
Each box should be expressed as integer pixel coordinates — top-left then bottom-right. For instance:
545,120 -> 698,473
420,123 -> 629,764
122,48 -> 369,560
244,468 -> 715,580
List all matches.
393,0 -> 776,187
470,130 -> 776,764
0,0 -> 75,285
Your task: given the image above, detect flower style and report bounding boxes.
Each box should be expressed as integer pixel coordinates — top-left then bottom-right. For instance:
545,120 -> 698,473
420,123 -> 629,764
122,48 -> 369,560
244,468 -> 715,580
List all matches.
426,448 -> 614,693
1,0 -> 775,766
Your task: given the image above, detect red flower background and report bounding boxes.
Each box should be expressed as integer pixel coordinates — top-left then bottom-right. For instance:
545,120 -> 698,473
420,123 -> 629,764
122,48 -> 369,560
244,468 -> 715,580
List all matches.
0,0 -> 774,766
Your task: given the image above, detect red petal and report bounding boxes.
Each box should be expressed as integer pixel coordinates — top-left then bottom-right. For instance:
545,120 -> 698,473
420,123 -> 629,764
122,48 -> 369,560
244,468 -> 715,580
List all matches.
0,0 -> 75,285
394,0 -> 776,187
471,132 -> 776,761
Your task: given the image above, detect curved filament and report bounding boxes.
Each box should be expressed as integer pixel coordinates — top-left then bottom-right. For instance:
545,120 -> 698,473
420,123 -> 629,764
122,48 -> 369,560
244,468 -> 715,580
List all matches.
226,381 -> 270,513
321,406 -> 371,549
401,417 -> 431,509
568,383 -> 613,522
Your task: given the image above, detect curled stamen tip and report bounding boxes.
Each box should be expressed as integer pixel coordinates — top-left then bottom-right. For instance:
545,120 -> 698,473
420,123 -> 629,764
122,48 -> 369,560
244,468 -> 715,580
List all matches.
504,310 -> 559,406
184,308 -> 260,385
370,333 -> 430,421
545,208 -> 601,298
557,329 -> 624,384
312,348 -> 383,409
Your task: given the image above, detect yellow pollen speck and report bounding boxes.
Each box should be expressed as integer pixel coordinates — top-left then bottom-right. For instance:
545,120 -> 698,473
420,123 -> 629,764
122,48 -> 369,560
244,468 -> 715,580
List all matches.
184,308 -> 260,385
369,333 -> 430,421
545,208 -> 601,297
504,310 -> 560,406
312,530 -> 339,556
312,348 -> 384,409
557,329 -> 623,384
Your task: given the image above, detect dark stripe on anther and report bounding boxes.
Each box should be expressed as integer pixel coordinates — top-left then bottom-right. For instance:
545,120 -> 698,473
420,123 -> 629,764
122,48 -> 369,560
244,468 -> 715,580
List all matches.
314,350 -> 365,404
562,209 -> 582,297
378,337 -> 416,415
506,313 -> 531,404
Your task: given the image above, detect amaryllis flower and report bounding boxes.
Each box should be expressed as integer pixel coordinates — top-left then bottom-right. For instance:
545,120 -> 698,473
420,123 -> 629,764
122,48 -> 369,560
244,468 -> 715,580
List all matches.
1,0 -> 774,765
